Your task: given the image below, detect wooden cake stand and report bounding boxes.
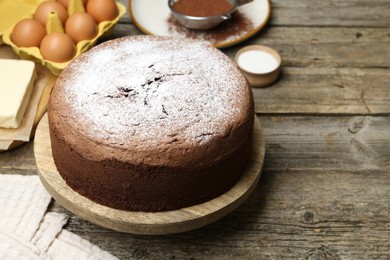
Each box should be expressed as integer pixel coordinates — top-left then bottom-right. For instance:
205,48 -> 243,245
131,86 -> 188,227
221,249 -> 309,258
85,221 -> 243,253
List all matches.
34,114 -> 265,235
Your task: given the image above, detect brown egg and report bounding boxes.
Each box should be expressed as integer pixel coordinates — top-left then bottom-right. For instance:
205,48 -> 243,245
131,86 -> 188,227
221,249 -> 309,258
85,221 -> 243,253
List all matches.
86,0 -> 118,23
40,32 -> 76,62
57,0 -> 88,8
34,1 -> 69,25
65,13 -> 97,43
11,19 -> 46,47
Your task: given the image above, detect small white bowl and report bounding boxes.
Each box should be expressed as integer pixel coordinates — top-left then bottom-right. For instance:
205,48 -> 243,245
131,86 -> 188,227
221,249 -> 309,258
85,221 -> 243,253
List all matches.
235,45 -> 281,87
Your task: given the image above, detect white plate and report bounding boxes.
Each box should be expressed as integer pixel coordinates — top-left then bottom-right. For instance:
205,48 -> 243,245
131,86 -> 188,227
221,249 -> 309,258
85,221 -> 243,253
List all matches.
129,0 -> 271,48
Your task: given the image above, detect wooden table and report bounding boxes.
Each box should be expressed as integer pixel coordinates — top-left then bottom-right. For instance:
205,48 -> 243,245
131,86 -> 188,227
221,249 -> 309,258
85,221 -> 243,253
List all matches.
1,0 -> 390,258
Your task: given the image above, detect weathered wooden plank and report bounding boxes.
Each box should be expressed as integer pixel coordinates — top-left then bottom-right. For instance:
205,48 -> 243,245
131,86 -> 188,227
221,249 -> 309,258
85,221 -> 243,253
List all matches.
260,115 -> 390,171
270,0 -> 390,27
224,27 -> 390,68
116,0 -> 132,23
99,23 -> 142,42
252,67 -> 390,114
54,169 -> 390,259
0,142 -> 37,174
226,27 -> 390,114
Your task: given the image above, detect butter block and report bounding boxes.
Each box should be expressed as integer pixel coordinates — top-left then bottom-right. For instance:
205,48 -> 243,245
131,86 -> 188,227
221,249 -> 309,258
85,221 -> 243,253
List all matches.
0,59 -> 36,128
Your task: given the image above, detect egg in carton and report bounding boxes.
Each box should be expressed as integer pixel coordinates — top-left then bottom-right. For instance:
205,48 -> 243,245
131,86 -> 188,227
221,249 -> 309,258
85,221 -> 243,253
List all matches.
0,0 -> 47,45
2,0 -> 126,75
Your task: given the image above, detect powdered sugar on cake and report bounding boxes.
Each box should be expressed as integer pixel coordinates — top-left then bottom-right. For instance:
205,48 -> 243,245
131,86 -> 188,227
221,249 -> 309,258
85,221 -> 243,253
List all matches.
59,36 -> 248,147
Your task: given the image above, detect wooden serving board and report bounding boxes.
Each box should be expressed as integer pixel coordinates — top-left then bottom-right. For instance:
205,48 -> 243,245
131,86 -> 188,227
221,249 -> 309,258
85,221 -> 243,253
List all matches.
34,114 -> 265,235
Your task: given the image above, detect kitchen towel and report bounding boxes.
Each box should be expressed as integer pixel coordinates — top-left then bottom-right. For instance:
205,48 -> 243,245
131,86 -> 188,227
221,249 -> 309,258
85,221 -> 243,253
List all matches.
0,174 -> 118,259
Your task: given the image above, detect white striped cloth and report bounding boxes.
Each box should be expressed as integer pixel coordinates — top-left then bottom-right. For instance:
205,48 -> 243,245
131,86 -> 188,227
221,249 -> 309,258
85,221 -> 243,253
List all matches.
0,175 -> 118,259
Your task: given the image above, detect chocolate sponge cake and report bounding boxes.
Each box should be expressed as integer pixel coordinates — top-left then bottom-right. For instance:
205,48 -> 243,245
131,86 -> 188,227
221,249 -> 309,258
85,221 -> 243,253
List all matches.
48,36 -> 254,212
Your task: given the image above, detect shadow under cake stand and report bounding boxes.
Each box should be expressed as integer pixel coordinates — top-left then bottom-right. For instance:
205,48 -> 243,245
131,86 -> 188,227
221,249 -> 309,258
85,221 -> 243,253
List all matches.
34,114 -> 265,235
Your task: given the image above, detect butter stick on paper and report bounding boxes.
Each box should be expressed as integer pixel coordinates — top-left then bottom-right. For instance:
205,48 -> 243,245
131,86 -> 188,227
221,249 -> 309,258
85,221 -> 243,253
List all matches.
0,63 -> 48,142
0,60 -> 36,129
0,140 -> 13,150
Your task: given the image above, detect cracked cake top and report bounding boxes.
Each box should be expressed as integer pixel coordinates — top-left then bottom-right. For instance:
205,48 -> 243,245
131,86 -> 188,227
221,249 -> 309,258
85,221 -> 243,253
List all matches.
49,36 -> 253,167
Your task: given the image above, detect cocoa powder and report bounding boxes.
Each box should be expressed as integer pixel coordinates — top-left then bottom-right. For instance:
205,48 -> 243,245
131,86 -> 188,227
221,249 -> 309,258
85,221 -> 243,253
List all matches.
173,0 -> 234,17
168,11 -> 254,44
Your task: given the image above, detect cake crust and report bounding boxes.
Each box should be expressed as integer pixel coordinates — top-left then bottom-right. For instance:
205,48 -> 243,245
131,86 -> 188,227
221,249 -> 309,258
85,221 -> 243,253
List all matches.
48,36 -> 254,211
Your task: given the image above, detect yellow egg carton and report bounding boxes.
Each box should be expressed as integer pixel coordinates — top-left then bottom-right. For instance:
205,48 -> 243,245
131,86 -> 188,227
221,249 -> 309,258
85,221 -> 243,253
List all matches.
2,0 -> 126,75
0,0 -> 45,45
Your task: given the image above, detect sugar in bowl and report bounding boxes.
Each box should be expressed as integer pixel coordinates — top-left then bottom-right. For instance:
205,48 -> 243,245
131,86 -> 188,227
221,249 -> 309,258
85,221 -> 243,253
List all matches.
235,45 -> 281,87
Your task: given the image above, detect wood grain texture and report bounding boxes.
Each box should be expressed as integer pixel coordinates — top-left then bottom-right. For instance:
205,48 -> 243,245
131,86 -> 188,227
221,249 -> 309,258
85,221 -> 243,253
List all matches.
225,27 -> 390,68
0,141 -> 37,175
47,115 -> 390,258
224,27 -> 390,114
1,0 -> 390,258
260,115 -> 390,171
53,169 -> 390,259
270,0 -> 390,27
252,67 -> 390,114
